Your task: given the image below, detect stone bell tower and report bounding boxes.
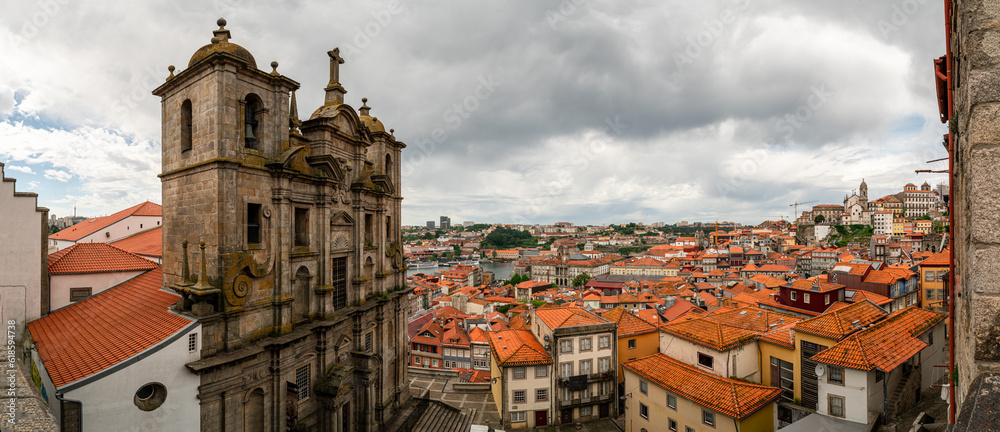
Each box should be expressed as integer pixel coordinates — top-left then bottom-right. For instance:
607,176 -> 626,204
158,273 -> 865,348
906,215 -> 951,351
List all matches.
153,19 -> 411,432
154,18 -> 299,313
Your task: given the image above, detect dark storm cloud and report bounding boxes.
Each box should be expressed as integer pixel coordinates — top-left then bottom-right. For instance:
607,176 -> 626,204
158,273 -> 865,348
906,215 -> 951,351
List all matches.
0,0 -> 948,224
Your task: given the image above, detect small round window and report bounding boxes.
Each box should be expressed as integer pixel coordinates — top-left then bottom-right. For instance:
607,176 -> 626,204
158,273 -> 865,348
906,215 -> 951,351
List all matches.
134,383 -> 167,411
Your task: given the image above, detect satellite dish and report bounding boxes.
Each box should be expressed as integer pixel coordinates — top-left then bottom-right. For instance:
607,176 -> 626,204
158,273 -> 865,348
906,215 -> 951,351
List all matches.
815,364 -> 826,377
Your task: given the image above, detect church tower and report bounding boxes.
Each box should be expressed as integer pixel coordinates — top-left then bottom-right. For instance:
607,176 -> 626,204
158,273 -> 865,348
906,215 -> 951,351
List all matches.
860,178 -> 869,210
153,19 -> 410,432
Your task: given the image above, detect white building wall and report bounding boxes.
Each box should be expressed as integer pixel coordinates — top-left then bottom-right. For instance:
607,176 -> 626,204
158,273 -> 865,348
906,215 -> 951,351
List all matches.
49,271 -> 144,311
0,166 -> 46,342
816,367 -> 870,424
919,323 -> 949,389
60,323 -> 201,432
658,333 -> 759,382
505,365 -> 551,428
51,215 -> 162,251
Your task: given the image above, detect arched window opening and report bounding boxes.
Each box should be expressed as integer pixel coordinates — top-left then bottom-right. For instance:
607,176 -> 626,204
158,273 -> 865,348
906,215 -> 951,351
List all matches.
181,99 -> 193,152
244,94 -> 263,149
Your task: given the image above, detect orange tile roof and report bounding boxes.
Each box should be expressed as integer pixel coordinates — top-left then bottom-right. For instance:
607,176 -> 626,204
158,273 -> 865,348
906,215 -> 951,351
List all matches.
623,354 -> 782,420
601,307 -> 658,338
758,324 -> 796,349
786,279 -> 845,294
27,268 -> 194,388
706,307 -> 802,333
468,327 -> 489,344
660,317 -> 760,351
794,300 -> 887,340
534,306 -> 608,330
47,243 -> 159,275
848,290 -> 893,306
109,226 -> 162,258
487,330 -> 552,366
810,307 -> 945,371
50,201 -> 161,241
920,249 -> 950,266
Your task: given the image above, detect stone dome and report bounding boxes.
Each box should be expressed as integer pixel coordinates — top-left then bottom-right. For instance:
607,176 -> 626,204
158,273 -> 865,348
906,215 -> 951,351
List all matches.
188,19 -> 257,69
358,98 -> 386,132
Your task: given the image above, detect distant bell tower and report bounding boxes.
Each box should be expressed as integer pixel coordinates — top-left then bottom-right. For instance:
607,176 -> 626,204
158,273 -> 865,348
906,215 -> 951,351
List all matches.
860,178 -> 869,210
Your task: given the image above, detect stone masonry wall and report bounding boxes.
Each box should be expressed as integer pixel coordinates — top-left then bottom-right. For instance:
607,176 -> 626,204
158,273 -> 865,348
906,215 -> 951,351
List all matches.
952,0 -> 1000,406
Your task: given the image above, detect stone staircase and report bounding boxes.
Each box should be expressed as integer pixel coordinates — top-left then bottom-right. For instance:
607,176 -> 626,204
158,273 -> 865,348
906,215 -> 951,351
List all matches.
412,400 -> 476,432
888,366 -> 922,418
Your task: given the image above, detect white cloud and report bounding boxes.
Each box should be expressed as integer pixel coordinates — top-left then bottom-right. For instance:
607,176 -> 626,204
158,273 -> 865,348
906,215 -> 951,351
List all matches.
4,165 -> 34,174
43,169 -> 71,182
0,0 -> 948,224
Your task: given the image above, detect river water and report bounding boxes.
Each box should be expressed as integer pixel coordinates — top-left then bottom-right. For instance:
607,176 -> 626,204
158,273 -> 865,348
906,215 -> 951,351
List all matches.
406,260 -> 515,281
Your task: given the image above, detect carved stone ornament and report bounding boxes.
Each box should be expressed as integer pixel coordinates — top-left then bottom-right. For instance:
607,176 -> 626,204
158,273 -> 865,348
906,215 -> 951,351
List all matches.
226,274 -> 252,306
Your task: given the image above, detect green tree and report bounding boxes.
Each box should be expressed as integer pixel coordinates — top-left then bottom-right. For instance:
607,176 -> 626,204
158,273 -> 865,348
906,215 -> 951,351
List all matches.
453,244 -> 461,256
572,272 -> 592,287
814,214 -> 826,224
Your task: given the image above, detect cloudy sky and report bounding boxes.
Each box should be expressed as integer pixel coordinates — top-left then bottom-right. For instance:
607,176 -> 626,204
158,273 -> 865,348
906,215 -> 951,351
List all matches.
0,0 -> 949,226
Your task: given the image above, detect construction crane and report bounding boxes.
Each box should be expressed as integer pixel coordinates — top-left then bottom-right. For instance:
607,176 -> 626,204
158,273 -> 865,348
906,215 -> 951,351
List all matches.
789,200 -> 818,219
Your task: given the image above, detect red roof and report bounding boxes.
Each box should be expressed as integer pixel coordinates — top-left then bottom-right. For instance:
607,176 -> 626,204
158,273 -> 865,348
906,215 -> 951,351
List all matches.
810,307 -> 945,371
487,330 -> 552,366
535,306 -> 608,329
47,243 -> 158,275
920,249 -> 950,267
27,268 -> 193,388
50,201 -> 161,241
660,317 -> 760,351
794,300 -> 887,340
623,353 -> 782,420
601,307 -> 658,338
110,226 -> 162,258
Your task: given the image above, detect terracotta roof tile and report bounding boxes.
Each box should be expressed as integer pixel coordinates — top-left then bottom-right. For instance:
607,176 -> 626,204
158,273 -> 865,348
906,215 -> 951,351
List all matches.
706,307 -> 802,333
109,226 -> 162,258
623,354 -> 782,420
47,243 -> 158,274
811,307 -> 945,371
794,300 -> 887,340
847,290 -> 893,306
920,249 -> 950,266
660,317 -> 760,351
27,268 -> 193,388
487,330 -> 552,366
534,306 -> 608,330
50,201 -> 161,241
601,307 -> 658,338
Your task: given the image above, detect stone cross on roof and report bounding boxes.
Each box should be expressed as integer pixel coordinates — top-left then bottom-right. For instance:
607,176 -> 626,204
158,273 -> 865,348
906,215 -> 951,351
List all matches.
324,48 -> 347,104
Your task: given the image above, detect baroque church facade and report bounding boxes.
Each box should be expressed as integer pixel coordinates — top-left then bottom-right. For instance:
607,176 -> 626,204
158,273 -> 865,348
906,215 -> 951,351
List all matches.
841,179 -> 871,225
153,19 -> 410,431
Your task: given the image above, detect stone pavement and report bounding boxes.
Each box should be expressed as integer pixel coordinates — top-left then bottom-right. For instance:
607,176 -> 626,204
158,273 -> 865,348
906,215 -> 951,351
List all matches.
0,361 -> 57,432
408,374 -> 502,427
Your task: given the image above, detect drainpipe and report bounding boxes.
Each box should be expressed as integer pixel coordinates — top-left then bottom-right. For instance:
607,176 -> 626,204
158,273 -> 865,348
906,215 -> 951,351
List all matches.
883,369 -> 889,425
943,0 -> 956,423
